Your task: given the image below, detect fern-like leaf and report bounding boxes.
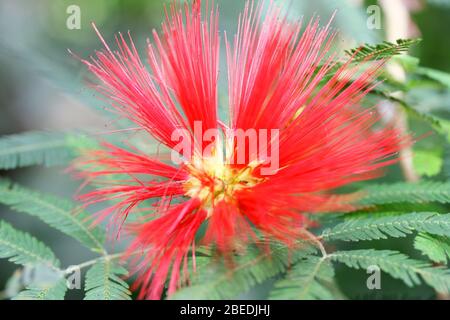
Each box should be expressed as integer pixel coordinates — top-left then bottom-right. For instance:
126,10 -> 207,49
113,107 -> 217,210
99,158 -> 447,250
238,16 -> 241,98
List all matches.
322,212 -> 450,241
14,278 -> 67,300
357,181 -> 450,206
0,131 -> 74,170
414,233 -> 450,264
171,243 -> 317,300
345,39 -> 421,62
372,90 -> 450,141
330,249 -> 450,293
269,256 -> 335,300
0,179 -> 105,253
84,260 -> 131,300
0,220 -> 60,269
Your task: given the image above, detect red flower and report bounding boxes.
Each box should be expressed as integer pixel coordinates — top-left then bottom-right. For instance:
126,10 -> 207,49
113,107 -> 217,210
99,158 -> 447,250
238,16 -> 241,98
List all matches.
75,0 -> 405,299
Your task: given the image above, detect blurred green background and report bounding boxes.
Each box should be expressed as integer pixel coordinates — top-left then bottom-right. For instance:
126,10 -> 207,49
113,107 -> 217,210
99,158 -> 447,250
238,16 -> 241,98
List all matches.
0,0 -> 449,299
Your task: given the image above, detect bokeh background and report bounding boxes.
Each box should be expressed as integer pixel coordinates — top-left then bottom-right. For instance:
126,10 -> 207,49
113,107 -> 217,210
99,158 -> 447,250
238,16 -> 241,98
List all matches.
1,0 -> 449,299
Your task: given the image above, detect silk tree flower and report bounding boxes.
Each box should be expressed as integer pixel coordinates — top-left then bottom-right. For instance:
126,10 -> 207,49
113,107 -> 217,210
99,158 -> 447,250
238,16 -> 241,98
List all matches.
74,0 -> 405,299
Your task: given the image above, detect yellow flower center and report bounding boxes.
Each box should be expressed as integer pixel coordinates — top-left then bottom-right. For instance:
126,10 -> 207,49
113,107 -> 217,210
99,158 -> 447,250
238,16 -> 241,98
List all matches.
184,155 -> 263,216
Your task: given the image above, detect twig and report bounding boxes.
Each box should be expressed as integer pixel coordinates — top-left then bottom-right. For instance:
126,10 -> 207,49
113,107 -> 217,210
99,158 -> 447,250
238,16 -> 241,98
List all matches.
301,229 -> 328,258
379,0 -> 419,183
63,251 -> 126,275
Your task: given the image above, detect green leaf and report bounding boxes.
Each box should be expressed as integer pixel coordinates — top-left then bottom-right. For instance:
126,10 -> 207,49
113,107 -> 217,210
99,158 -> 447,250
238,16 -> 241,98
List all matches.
84,260 -> 131,300
413,150 -> 443,177
322,212 -> 450,242
66,133 -> 100,153
416,67 -> 450,89
330,249 -> 450,293
14,278 -> 67,300
0,179 -> 105,253
269,256 -> 335,300
414,233 -> 450,264
0,220 -> 60,269
357,181 -> 450,206
0,131 -> 75,170
392,55 -> 420,72
171,243 -> 317,300
345,39 -> 421,62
